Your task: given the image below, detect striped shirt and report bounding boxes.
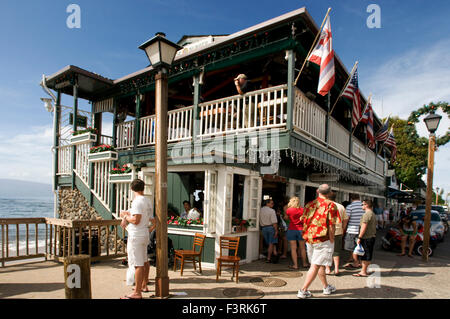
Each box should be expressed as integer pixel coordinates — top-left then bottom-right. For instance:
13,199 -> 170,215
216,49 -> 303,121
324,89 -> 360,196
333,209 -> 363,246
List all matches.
346,201 -> 365,234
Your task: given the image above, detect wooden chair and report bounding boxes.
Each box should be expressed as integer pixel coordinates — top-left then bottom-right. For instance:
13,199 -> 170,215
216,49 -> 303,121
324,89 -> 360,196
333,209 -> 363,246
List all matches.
216,236 -> 241,283
173,233 -> 206,276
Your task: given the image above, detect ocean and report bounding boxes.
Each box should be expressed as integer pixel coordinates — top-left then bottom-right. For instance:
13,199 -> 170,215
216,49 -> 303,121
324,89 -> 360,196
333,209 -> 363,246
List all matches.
0,197 -> 54,256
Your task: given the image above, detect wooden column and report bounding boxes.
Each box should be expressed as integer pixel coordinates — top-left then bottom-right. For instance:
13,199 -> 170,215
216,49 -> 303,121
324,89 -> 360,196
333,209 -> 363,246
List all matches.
154,70 -> 169,298
422,133 -> 436,262
64,255 -> 92,299
72,84 -> 78,189
54,91 -> 61,190
286,49 -> 295,132
192,74 -> 202,141
134,93 -> 141,149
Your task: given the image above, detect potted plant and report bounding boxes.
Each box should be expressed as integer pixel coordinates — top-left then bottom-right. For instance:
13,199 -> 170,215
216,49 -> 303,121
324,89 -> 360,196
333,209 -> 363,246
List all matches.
70,127 -> 98,145
232,217 -> 250,233
88,144 -> 118,162
109,164 -> 134,183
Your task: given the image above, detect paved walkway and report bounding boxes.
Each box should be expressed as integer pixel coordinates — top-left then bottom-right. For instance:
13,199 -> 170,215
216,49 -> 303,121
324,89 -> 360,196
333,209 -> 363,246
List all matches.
1,230 -> 449,299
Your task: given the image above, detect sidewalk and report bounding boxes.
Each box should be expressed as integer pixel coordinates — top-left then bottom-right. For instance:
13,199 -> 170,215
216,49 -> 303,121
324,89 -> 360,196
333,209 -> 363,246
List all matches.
1,230 -> 449,299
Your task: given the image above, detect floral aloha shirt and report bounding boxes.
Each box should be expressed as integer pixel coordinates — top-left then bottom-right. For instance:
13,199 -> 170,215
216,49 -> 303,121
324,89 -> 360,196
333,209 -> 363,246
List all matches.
300,197 -> 341,244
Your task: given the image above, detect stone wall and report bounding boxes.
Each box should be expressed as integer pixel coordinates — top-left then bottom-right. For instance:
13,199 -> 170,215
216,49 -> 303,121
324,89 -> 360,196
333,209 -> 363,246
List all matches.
58,187 -> 125,254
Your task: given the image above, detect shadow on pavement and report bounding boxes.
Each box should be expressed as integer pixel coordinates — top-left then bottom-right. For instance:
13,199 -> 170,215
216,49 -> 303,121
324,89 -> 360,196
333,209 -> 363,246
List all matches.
0,282 -> 65,298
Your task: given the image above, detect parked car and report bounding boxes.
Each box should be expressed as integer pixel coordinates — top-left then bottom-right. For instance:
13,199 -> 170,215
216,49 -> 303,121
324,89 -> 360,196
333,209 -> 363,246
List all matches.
411,210 -> 446,242
416,205 -> 448,233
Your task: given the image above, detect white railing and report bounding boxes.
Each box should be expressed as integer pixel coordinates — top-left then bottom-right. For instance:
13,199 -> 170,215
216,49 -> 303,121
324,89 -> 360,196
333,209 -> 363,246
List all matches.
75,143 -> 90,184
352,139 -> 367,162
366,148 -> 376,172
138,106 -> 194,147
57,145 -> 72,175
116,120 -> 135,150
139,115 -> 156,146
328,118 -> 350,156
199,85 -> 288,137
99,135 -> 113,145
293,88 -> 327,143
92,161 -> 113,209
168,106 -> 193,142
115,183 -> 132,215
376,156 -> 385,176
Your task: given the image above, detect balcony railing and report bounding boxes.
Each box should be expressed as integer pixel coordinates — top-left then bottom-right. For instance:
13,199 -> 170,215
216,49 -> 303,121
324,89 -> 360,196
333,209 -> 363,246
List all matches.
113,84 -> 386,176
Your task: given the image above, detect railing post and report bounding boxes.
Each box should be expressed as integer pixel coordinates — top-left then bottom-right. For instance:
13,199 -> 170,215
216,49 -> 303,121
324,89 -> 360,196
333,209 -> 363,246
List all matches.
134,93 -> 142,149
193,73 -> 202,141
286,49 -> 295,132
72,83 -> 78,189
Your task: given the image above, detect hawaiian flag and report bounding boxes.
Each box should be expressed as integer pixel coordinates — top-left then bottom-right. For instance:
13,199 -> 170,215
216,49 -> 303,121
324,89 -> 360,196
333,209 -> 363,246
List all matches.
360,98 -> 375,149
384,126 -> 397,161
307,16 -> 335,96
375,118 -> 389,142
342,67 -> 362,128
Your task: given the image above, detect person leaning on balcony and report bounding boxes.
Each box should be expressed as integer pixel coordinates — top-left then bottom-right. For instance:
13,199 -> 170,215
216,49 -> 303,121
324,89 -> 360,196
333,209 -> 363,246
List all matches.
120,179 -> 155,299
259,199 -> 279,263
234,73 -> 255,128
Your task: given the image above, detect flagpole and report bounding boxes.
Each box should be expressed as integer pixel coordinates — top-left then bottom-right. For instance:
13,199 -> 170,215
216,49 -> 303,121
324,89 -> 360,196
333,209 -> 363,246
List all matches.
378,123 -> 394,155
294,7 -> 332,86
352,93 -> 372,135
329,61 -> 358,116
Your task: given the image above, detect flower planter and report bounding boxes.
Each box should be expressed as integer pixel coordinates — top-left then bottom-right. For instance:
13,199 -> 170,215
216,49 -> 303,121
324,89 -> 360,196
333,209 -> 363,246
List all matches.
109,173 -> 134,183
70,132 -> 97,145
168,224 -> 204,230
88,151 -> 118,163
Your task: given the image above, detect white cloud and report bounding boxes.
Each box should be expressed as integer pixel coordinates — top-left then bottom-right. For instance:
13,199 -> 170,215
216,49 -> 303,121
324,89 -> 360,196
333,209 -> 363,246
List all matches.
0,126 -> 53,184
364,39 -> 450,195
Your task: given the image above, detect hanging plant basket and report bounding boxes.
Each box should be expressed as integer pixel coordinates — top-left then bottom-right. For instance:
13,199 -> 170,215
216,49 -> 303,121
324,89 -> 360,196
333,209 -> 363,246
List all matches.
88,151 -> 118,162
70,132 -> 97,145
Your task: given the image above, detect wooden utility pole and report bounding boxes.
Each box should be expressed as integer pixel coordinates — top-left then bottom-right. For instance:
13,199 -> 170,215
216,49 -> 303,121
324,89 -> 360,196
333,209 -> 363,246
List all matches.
64,255 -> 92,299
423,134 -> 436,262
154,70 -> 169,298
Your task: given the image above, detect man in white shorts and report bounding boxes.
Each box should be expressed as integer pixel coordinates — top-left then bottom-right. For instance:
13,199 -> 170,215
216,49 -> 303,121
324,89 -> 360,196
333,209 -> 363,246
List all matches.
297,184 -> 340,299
120,179 -> 154,299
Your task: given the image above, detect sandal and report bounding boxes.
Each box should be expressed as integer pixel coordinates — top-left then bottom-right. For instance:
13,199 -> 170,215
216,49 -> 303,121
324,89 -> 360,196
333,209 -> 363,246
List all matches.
288,265 -> 299,270
352,273 -> 368,277
121,295 -> 142,299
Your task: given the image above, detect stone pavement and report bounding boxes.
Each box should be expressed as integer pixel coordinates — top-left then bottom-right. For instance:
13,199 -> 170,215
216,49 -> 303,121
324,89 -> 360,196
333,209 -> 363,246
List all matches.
1,230 -> 449,299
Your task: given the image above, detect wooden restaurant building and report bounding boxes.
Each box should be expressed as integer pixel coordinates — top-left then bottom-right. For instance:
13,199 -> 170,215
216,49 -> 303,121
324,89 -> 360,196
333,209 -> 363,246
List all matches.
42,7 -> 389,268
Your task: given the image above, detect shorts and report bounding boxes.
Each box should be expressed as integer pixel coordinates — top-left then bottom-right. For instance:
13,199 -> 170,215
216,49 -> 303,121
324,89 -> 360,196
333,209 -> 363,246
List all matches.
383,213 -> 389,222
306,240 -> 334,266
360,237 -> 376,261
127,236 -> 150,267
287,229 -> 304,241
344,233 -> 359,252
262,226 -> 278,245
332,235 -> 343,257
376,214 -> 383,222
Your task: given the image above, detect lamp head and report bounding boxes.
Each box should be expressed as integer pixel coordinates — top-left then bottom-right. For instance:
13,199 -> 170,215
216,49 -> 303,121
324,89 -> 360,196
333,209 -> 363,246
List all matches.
423,112 -> 442,134
138,32 -> 182,69
41,98 -> 54,112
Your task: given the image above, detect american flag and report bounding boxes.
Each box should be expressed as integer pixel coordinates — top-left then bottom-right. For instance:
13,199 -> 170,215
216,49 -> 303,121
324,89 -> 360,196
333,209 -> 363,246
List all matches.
307,16 -> 335,96
342,67 -> 362,128
384,126 -> 397,161
360,99 -> 375,149
375,118 -> 389,142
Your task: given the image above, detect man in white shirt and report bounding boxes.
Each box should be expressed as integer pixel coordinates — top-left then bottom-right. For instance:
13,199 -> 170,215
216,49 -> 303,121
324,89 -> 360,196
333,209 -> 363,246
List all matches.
181,200 -> 201,220
120,179 -> 154,299
259,199 -> 278,263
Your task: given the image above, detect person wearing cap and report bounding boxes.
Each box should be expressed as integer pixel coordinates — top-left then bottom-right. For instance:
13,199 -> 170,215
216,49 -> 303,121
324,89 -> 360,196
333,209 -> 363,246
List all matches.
234,74 -> 255,127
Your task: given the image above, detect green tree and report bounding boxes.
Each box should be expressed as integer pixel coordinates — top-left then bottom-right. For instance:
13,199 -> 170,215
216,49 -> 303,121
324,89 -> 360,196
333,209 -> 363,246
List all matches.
385,117 -> 428,189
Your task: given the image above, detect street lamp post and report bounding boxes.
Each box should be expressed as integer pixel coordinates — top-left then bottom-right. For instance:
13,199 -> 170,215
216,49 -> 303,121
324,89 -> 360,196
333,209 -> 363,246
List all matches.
139,32 -> 181,298
435,187 -> 440,205
422,112 -> 442,262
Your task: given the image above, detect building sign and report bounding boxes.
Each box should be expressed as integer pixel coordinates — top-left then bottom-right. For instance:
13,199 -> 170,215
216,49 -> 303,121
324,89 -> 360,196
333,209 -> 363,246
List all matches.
310,173 -> 339,183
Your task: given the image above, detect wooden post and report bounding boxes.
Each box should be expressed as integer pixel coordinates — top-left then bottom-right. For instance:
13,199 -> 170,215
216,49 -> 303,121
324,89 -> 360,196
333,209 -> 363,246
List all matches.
64,255 -> 92,299
154,70 -> 170,298
286,49 -> 296,132
422,133 -> 436,262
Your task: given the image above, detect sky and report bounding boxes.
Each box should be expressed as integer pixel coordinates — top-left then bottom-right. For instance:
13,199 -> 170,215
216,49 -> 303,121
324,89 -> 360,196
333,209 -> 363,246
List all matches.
0,0 -> 448,198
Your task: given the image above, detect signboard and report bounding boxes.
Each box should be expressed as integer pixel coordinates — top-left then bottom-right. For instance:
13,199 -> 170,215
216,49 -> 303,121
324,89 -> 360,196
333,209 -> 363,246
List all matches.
309,173 -> 339,183
69,113 -> 88,128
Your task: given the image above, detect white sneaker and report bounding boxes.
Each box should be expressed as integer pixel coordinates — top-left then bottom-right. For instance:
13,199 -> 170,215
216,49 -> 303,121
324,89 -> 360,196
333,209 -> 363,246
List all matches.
323,285 -> 336,295
297,289 -> 312,299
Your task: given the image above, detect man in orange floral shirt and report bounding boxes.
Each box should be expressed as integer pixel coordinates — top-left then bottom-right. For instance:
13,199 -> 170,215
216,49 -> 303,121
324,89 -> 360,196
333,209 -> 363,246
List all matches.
297,184 -> 340,299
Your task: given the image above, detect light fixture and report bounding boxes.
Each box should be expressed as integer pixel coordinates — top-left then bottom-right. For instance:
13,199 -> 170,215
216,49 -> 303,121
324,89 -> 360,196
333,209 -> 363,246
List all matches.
138,32 -> 182,69
423,112 -> 442,134
41,97 -> 54,112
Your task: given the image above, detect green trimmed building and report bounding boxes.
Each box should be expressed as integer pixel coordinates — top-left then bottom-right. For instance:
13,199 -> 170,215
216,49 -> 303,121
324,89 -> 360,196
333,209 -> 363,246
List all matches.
43,7 -> 389,267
